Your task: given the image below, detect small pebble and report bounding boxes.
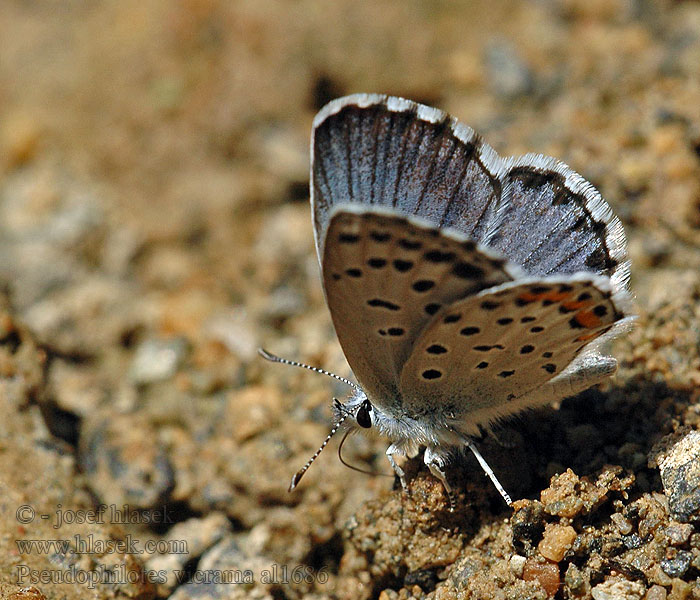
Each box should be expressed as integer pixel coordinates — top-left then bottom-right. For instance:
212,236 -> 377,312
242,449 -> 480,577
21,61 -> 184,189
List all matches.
509,554 -> 526,577
523,558 -> 559,597
656,431 -> 700,522
129,338 -> 188,385
538,523 -> 577,562
564,563 -> 586,595
591,577 -> 645,600
663,522 -> 693,546
611,512 -> 634,535
660,550 -> 692,578
645,585 -> 667,600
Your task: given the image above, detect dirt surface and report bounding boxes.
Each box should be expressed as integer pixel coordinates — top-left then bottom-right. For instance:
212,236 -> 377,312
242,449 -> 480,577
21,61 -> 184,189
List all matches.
1,1 -> 700,599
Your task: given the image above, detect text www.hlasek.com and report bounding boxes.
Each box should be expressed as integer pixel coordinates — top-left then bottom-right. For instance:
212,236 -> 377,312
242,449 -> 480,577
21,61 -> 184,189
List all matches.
16,534 -> 187,555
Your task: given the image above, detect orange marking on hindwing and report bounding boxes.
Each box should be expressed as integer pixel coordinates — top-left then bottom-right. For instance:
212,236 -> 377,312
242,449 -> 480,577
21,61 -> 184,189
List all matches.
575,332 -> 599,342
573,310 -> 602,329
561,300 -> 590,311
518,291 -> 571,303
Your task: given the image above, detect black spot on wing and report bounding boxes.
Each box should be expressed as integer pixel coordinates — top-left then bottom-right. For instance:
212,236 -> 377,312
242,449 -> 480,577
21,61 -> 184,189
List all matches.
413,280 -> 435,292
426,344 -> 448,354
367,258 -> 387,268
481,300 -> 500,310
370,231 -> 391,242
424,249 -> 456,263
424,303 -> 441,315
399,239 -> 422,250
452,261 -> 485,279
367,298 -> 400,311
568,316 -> 586,329
594,304 -> 608,316
393,259 -> 414,272
460,326 -> 480,336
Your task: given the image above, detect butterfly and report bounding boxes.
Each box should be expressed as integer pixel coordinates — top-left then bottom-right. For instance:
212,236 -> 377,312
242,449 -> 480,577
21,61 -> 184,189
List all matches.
262,94 -> 633,507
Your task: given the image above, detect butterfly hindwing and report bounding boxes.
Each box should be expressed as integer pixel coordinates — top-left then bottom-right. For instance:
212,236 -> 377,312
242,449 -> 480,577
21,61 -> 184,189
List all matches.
322,207 -> 518,406
399,275 -> 629,431
488,155 -> 630,291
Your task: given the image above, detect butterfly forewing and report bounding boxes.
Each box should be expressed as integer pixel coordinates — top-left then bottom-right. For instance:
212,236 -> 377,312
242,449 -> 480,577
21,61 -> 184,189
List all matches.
312,95 -> 506,258
399,276 -> 628,428
322,207 -> 517,406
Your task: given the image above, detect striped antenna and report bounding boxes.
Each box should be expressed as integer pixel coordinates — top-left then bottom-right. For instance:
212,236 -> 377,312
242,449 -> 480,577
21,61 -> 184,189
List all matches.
288,399 -> 349,491
258,348 -> 360,391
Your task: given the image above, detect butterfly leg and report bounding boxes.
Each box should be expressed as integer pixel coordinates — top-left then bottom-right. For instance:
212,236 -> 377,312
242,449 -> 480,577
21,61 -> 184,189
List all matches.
464,439 -> 512,506
386,443 -> 409,492
424,447 -> 456,511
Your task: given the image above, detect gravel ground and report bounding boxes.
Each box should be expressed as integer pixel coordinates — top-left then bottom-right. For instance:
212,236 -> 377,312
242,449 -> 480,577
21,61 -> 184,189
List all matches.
1,1 -> 700,599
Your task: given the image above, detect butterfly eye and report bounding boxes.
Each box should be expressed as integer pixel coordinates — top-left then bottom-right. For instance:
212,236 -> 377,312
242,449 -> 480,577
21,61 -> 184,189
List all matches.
356,399 -> 373,428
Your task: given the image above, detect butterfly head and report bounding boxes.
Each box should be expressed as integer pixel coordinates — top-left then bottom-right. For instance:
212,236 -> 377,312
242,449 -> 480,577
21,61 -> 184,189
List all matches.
355,398 -> 373,428
258,349 -> 385,490
333,391 -> 374,430
285,391 -> 379,492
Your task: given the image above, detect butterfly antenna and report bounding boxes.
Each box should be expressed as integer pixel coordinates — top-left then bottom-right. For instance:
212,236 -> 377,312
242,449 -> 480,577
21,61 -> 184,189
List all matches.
288,399 -> 350,491
465,439 -> 512,506
259,348 -> 360,391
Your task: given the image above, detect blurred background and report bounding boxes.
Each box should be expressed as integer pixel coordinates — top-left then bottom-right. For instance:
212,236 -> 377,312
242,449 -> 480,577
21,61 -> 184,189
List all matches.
1,1 -> 700,599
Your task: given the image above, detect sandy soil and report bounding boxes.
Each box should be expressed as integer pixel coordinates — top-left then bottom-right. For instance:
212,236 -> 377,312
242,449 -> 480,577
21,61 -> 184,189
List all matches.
1,1 -> 700,598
